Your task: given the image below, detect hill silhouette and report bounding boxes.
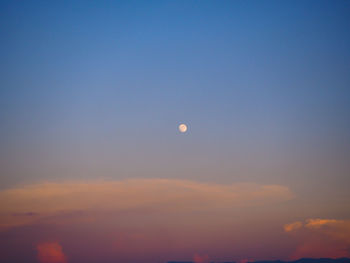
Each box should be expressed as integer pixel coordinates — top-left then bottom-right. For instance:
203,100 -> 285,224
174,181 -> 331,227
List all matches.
168,258 -> 350,263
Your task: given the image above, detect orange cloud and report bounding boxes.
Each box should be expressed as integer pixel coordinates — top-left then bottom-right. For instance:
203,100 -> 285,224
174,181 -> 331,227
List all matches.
284,221 -> 303,232
0,179 -> 293,229
37,242 -> 67,263
305,218 -> 341,228
284,218 -> 350,259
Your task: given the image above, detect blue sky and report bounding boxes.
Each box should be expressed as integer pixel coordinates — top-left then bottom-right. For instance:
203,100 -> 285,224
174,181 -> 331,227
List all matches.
1,1 -> 350,190
1,1 -> 350,192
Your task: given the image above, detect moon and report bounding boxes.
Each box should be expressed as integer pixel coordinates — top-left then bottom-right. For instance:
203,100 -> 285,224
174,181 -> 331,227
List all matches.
178,124 -> 188,133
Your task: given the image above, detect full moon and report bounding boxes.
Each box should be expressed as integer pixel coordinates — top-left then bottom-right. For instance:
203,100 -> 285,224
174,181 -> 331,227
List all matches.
178,124 -> 188,133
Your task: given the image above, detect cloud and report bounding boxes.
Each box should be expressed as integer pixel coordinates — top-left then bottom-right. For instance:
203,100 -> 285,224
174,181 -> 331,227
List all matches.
284,218 -> 350,259
305,218 -> 341,228
37,242 -> 67,263
0,179 -> 293,229
193,253 -> 210,263
284,221 -> 303,232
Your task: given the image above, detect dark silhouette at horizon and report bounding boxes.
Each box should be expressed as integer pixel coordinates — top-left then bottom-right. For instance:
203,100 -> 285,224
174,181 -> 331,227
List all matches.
168,258 -> 350,263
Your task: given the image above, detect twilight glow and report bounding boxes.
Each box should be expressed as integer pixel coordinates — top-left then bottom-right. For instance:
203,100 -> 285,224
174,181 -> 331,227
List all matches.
1,1 -> 350,263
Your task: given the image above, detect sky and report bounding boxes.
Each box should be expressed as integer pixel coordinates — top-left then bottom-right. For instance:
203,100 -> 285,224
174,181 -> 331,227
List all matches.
1,1 -> 350,263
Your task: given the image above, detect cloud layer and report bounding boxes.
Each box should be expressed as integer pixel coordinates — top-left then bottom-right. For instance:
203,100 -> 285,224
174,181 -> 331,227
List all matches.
0,179 -> 296,262
0,178 -> 293,229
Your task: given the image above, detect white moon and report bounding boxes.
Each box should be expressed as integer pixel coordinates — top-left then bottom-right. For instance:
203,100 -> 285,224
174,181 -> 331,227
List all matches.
178,124 -> 188,133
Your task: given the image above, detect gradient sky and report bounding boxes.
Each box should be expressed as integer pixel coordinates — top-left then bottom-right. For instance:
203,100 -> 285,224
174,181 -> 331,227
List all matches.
1,1 -> 350,263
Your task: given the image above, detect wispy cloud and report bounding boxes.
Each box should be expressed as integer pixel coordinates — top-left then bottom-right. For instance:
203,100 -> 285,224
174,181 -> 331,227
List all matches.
0,178 -> 293,229
284,221 -> 303,232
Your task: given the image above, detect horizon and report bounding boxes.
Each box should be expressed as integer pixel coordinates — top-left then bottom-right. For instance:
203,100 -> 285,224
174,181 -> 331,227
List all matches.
1,1 -> 350,263
166,258 -> 350,262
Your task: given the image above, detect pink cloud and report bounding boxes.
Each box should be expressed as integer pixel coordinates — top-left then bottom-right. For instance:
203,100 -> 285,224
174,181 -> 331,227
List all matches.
0,179 -> 293,229
0,179 -> 295,262
193,253 -> 210,263
37,242 -> 67,263
284,218 -> 350,259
